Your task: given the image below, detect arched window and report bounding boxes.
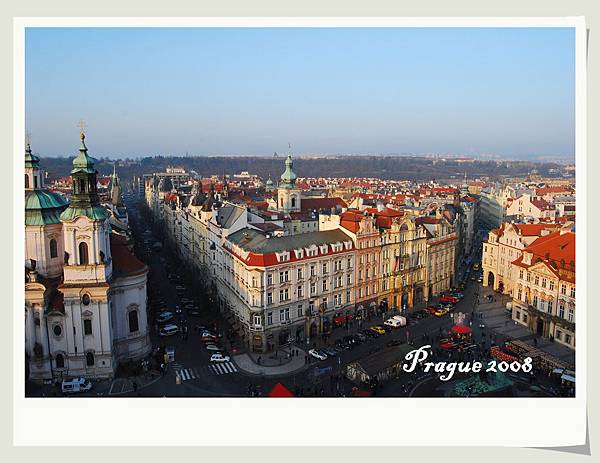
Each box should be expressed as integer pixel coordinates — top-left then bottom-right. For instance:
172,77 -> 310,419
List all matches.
25,174 -> 30,189
128,310 -> 139,333
79,178 -> 86,194
49,239 -> 58,258
34,176 -> 38,189
85,352 -> 95,367
291,197 -> 296,208
78,242 -> 89,265
55,353 -> 65,369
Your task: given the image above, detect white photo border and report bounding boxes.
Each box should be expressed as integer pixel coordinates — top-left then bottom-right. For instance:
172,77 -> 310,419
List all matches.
13,16 -> 587,447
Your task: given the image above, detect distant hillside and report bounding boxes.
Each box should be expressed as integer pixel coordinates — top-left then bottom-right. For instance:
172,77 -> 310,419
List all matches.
39,155 -> 567,184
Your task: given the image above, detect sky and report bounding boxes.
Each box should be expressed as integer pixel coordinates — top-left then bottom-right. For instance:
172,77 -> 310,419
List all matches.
25,27 -> 576,159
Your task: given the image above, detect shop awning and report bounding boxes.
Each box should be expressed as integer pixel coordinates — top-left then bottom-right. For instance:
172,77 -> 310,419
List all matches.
451,325 -> 472,335
268,382 -> 295,398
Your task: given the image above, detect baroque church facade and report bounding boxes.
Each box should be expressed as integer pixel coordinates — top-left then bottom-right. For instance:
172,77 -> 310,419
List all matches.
25,132 -> 151,381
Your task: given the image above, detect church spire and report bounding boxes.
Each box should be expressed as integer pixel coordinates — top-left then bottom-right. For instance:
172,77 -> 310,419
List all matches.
60,128 -> 110,222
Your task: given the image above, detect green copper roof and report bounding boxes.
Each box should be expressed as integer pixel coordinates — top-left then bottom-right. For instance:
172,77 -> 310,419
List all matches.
25,144 -> 40,168
279,154 -> 297,189
25,190 -> 68,225
60,205 -> 110,222
71,133 -> 98,174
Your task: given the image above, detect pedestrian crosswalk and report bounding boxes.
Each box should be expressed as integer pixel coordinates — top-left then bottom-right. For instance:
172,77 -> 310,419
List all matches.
170,361 -> 238,381
207,361 -> 238,375
171,363 -> 202,382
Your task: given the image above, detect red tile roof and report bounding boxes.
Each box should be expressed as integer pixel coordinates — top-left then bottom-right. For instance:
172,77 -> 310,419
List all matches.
536,186 -> 572,196
513,223 -> 560,237
110,234 -> 147,276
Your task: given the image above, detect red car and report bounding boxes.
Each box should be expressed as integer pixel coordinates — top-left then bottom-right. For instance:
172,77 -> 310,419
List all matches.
425,306 -> 438,315
440,295 -> 459,304
201,334 -> 218,342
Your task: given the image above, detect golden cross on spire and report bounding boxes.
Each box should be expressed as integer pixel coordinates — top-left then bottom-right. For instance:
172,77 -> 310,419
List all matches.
77,119 -> 87,139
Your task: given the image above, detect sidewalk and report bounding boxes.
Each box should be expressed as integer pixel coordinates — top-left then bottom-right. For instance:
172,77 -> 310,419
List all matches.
477,287 -> 575,367
108,370 -> 162,396
233,347 -> 308,377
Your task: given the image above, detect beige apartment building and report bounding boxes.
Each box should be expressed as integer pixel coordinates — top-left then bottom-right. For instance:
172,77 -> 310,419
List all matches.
511,229 -> 575,349
482,223 -> 562,294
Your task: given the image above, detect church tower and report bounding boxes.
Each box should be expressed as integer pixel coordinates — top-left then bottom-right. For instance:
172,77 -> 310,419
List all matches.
110,164 -> 123,207
277,153 -> 301,213
60,130 -> 112,281
24,143 -> 68,279
57,129 -> 115,377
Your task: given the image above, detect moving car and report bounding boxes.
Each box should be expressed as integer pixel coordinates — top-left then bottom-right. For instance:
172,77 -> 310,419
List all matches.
308,349 -> 327,361
159,324 -> 179,336
210,353 -> 231,363
434,309 -> 449,317
61,377 -> 92,394
201,334 -> 218,342
440,295 -> 459,304
156,311 -> 174,323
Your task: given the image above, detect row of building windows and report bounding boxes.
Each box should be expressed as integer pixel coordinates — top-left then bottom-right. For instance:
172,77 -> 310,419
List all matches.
51,310 -> 140,339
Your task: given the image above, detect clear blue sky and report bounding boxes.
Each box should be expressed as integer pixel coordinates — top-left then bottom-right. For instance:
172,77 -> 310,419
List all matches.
25,27 -> 575,159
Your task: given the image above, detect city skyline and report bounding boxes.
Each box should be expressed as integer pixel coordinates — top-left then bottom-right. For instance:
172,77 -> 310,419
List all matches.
25,27 -> 575,159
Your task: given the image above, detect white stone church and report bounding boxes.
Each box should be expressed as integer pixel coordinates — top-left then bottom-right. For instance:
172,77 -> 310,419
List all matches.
24,132 -> 151,381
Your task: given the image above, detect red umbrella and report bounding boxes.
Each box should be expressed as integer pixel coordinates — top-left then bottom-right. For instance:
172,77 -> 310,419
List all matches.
268,382 -> 295,398
451,325 -> 472,335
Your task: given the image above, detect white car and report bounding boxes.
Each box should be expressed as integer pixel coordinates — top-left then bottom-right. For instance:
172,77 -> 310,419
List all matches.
210,353 -> 231,363
159,324 -> 179,337
156,311 -> 173,323
309,349 -> 327,361
205,344 -> 223,351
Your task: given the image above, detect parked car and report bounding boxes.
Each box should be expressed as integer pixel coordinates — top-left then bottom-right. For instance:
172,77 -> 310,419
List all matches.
61,377 -> 92,394
201,334 -> 218,342
424,306 -> 438,315
210,353 -> 231,363
363,329 -> 379,338
387,339 -> 404,347
205,343 -> 223,351
159,324 -> 179,337
384,318 -> 404,329
165,346 -> 176,362
434,309 -> 449,317
355,333 -> 367,342
440,295 -> 459,304
187,307 -> 201,316
308,349 -> 327,360
321,346 -> 338,357
156,311 -> 173,323
370,326 -> 386,335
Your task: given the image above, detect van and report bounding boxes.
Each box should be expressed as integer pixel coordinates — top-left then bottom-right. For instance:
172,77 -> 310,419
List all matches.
384,318 -> 404,329
61,377 -> 92,394
391,315 -> 407,326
